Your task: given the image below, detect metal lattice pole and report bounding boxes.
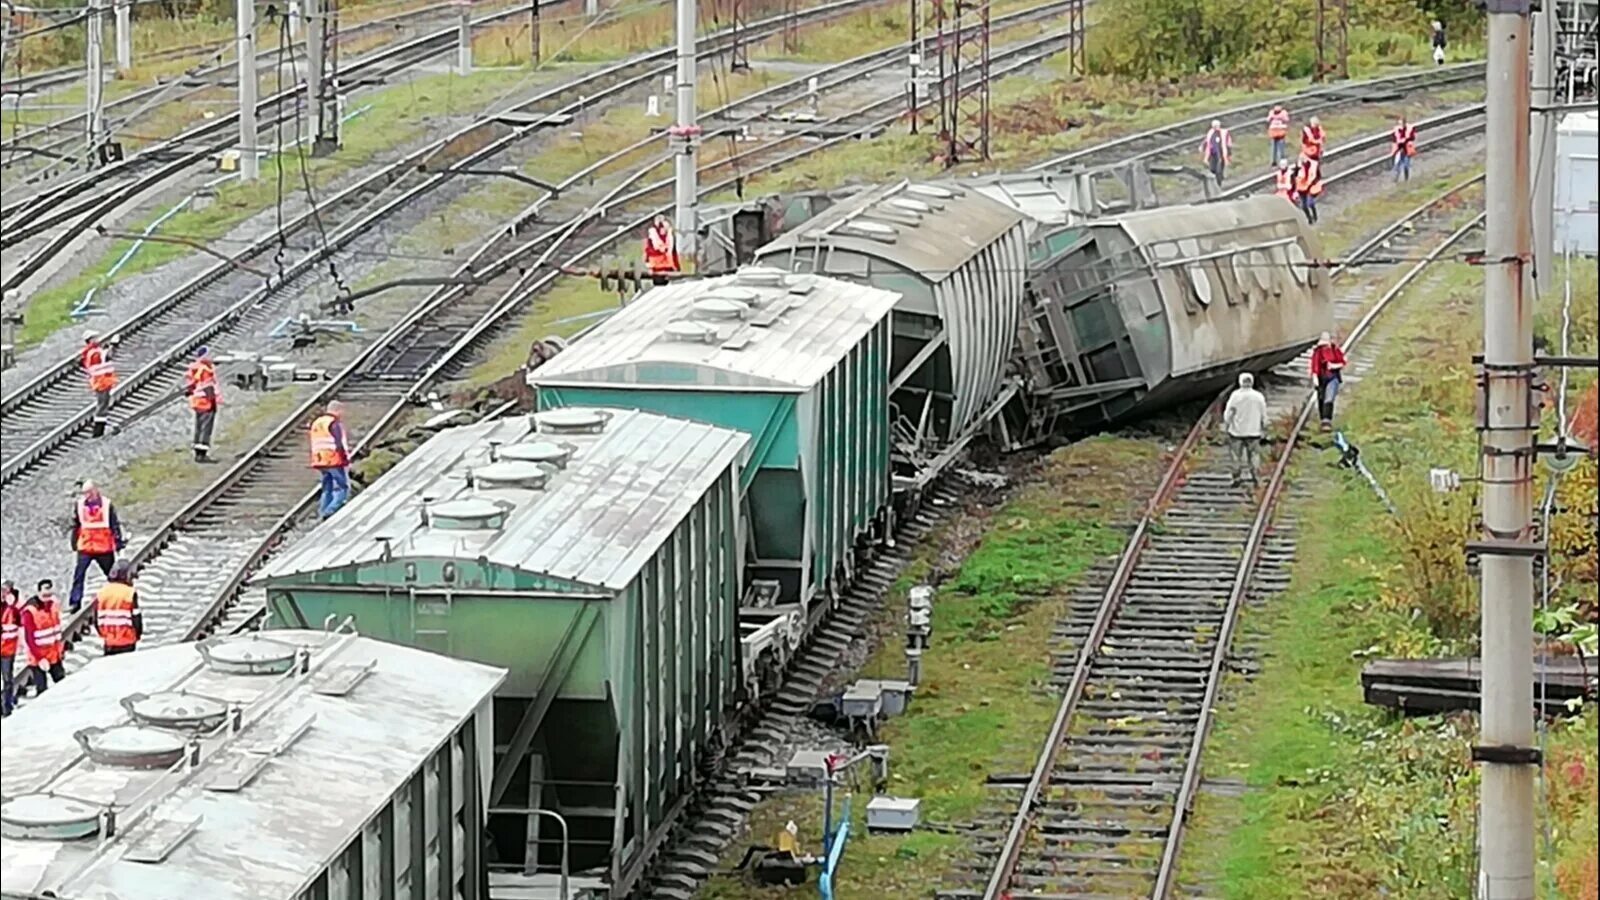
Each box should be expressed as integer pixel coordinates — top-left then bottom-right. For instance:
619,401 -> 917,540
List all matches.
730,0 -> 749,72
1066,0 -> 1084,76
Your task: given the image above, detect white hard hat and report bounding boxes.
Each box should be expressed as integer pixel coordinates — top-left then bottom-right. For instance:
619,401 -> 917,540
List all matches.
1211,120 -> 1222,129
1278,159 -> 1289,169
84,329 -> 99,342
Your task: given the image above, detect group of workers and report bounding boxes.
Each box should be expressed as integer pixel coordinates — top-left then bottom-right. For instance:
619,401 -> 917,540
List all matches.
8,341 -> 361,716
1202,105 -> 1422,227
1221,332 -> 1350,488
81,332 -> 221,463
2,485 -> 145,717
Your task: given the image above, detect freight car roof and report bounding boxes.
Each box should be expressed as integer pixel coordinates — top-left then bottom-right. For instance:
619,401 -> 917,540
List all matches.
530,267 -> 899,390
962,172 -> 1096,227
0,630 -> 504,900
755,179 -> 1026,282
1094,194 -> 1305,248
254,409 -> 748,592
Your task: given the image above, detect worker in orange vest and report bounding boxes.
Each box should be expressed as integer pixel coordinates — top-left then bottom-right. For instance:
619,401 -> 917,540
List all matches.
2,581 -> 19,716
81,330 -> 117,438
1266,105 -> 1291,165
1300,117 -> 1326,161
93,560 -> 143,656
1199,120 -> 1233,184
1273,159 -> 1297,202
1391,115 -> 1419,182
68,480 -> 125,612
21,580 -> 66,696
643,216 -> 680,280
309,400 -> 352,519
1294,153 -> 1324,225
184,346 -> 220,463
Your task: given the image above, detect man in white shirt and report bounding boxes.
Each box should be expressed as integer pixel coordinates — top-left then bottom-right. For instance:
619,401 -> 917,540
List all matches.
1223,372 -> 1268,488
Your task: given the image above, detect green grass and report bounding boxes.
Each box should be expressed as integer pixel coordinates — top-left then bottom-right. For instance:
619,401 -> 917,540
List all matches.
698,435 -> 1163,898
14,64 -> 574,350
1179,181 -> 1599,898
116,385 -> 307,514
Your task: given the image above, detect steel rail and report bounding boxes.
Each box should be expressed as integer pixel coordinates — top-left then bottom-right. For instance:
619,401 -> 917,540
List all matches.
1149,198 -> 1488,900
979,173 -> 1489,900
1026,61 -> 1487,174
42,0 -> 1073,657
0,0 -> 880,487
0,0 -> 533,165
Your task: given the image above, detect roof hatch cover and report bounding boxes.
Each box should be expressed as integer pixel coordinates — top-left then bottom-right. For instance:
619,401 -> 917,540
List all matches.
0,794 -> 104,841
692,298 -> 749,321
535,408 -> 611,434
74,724 -> 189,769
501,440 -> 574,469
473,461 -> 550,492
121,691 -> 230,732
662,319 -> 718,344
734,266 -> 787,287
431,497 -> 510,530
199,634 -> 299,676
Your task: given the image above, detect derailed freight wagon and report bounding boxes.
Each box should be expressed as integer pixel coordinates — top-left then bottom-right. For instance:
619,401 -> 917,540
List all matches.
255,409 -> 749,897
528,267 -> 901,612
0,630 -> 504,900
1006,193 -> 1336,432
752,180 -> 1030,489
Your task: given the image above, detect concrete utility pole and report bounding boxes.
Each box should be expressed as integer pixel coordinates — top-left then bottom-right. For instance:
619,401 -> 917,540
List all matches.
456,0 -> 472,74
670,0 -> 698,264
1477,1 -> 1536,897
86,0 -> 106,159
585,0 -> 598,18
237,0 -> 258,180
307,0 -> 325,142
113,0 -> 131,74
1530,8 -> 1557,296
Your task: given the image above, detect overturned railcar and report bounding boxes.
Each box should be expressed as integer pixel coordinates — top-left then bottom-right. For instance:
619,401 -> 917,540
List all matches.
1009,193 -> 1335,432
752,180 -> 1030,488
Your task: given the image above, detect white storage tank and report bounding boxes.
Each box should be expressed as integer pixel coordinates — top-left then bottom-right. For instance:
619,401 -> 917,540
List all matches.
1555,109 -> 1599,256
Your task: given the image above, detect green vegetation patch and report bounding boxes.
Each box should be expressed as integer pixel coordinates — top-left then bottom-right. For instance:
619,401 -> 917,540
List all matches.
1180,200 -> 1598,897
699,435 -> 1163,898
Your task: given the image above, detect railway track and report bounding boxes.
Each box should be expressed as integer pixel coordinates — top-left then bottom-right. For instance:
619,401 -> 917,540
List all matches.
0,0 -> 560,295
1031,62 -> 1486,179
0,0 -> 531,174
33,0 -> 1081,672
948,175 -> 1487,900
0,0 -> 890,489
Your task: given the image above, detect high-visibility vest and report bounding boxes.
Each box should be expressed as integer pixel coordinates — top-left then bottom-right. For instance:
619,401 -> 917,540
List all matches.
95,583 -> 138,648
82,342 -> 116,393
1295,160 -> 1324,197
1,604 -> 18,658
1392,125 -> 1418,158
1301,125 -> 1325,160
309,415 -> 347,469
1199,127 -> 1232,162
1274,169 -> 1295,199
1267,109 -> 1290,139
186,359 -> 219,412
643,222 -> 679,274
25,603 -> 63,665
77,497 -> 117,555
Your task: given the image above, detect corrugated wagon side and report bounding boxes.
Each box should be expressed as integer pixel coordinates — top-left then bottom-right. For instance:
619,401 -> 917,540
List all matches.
254,409 -> 749,897
528,267 -> 900,611
752,180 -> 1030,490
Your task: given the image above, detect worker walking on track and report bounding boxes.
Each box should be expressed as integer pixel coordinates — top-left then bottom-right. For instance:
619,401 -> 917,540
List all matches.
1223,372 -> 1267,489
1294,153 -> 1324,225
1273,159 -> 1297,202
69,480 -> 125,613
643,215 -> 680,282
309,401 -> 352,519
81,331 -> 117,438
185,346 -> 220,463
93,561 -> 143,657
1300,116 -> 1326,161
21,581 -> 66,695
1311,331 -> 1348,430
1391,115 -> 1418,182
1199,120 -> 1233,184
2,581 -> 20,717
1266,105 -> 1291,165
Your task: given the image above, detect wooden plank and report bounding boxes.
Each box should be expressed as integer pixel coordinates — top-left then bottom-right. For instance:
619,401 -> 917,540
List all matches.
1363,681 -> 1582,717
1360,656 -> 1592,693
